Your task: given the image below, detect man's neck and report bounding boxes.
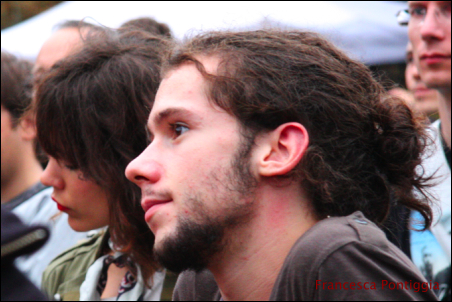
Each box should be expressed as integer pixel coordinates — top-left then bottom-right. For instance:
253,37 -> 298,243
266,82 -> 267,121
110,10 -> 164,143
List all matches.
209,185 -> 318,301
437,88 -> 451,149
1,156 -> 43,204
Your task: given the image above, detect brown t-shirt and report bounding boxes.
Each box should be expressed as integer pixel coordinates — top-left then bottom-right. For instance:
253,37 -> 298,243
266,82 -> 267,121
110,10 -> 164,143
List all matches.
173,211 -> 438,301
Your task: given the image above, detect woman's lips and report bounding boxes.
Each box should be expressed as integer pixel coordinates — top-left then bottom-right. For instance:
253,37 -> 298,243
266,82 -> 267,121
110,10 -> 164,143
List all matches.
52,197 -> 70,212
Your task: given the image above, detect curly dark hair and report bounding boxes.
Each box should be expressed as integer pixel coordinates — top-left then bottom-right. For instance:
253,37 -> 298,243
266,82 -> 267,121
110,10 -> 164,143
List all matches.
34,28 -> 171,284
162,30 -> 434,229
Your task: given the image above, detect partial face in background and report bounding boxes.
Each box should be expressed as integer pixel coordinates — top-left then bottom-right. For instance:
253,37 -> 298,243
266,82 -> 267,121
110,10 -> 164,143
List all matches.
40,156 -> 110,232
126,59 -> 258,272
1,105 -> 22,190
405,43 -> 439,116
408,1 -> 451,89
34,27 -> 84,77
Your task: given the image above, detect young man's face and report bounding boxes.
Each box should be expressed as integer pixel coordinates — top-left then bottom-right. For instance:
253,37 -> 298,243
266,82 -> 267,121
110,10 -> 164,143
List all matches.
408,1 -> 451,89
126,58 -> 258,272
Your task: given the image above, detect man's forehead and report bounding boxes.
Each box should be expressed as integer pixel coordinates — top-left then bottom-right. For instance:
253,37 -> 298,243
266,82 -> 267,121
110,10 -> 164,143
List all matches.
162,55 -> 221,80
147,64 -> 204,128
147,58 -> 230,129
153,61 -> 213,110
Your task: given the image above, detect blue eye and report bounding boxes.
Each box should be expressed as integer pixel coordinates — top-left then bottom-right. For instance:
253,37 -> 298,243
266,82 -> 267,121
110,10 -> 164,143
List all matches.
173,123 -> 189,137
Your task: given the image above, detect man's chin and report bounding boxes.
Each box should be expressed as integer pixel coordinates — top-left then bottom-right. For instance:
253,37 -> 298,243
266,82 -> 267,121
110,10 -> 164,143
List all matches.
420,69 -> 451,91
153,217 -> 225,273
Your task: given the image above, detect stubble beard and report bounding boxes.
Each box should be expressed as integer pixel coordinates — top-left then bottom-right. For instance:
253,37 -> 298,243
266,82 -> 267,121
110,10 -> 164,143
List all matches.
153,131 -> 258,273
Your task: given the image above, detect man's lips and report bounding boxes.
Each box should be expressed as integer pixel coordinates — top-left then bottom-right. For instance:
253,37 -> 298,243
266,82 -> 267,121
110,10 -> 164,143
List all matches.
51,197 -> 70,212
420,53 -> 451,64
142,199 -> 172,222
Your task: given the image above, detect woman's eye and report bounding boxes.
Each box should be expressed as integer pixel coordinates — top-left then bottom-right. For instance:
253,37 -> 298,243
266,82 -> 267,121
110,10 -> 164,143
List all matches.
173,123 -> 189,137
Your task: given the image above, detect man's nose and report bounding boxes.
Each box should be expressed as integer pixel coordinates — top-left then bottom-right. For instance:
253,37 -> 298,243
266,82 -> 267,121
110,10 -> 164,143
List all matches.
125,148 -> 163,186
420,7 -> 447,41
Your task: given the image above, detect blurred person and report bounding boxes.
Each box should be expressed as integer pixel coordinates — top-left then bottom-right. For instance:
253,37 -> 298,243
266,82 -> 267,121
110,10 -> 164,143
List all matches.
1,51 -> 86,287
1,53 -> 41,204
1,208 -> 49,301
126,30 -> 437,301
119,17 -> 172,38
33,20 -> 100,79
397,1 -> 451,300
35,28 -> 170,301
405,42 -> 439,119
389,42 -> 439,120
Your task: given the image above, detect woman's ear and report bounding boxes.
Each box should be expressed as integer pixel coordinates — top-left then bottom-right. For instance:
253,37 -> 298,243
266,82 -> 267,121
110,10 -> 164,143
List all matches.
256,123 -> 309,177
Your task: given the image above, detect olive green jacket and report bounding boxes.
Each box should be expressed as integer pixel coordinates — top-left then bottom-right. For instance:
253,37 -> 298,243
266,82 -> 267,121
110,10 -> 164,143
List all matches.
41,231 -> 105,301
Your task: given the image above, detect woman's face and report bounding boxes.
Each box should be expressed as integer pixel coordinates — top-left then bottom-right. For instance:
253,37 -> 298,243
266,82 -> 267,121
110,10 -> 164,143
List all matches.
41,156 -> 110,232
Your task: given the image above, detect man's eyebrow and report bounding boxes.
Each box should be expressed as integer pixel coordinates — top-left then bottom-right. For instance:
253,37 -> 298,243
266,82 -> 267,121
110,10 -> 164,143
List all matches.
148,107 -> 198,135
154,108 -> 195,126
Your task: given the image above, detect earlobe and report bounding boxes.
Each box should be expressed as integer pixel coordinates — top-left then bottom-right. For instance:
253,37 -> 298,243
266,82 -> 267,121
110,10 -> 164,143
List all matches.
258,123 -> 309,177
18,116 -> 37,141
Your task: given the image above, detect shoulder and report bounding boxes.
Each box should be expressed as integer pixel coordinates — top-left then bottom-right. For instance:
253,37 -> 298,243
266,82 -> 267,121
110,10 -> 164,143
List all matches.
44,230 -> 105,269
285,212 -> 392,266
279,212 -> 395,278
173,269 -> 220,301
41,231 -> 105,300
271,212 -> 436,301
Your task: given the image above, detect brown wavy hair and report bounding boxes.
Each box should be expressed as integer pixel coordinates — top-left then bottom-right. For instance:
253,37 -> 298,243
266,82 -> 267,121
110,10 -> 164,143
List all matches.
162,30 -> 434,229
34,29 -> 171,284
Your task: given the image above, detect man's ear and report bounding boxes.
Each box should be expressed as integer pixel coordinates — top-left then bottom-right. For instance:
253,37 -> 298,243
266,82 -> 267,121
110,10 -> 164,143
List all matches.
256,123 -> 309,177
18,115 -> 37,141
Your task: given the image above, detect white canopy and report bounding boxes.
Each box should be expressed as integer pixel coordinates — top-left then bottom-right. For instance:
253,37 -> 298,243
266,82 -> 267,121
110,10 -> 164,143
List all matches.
1,1 -> 409,65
